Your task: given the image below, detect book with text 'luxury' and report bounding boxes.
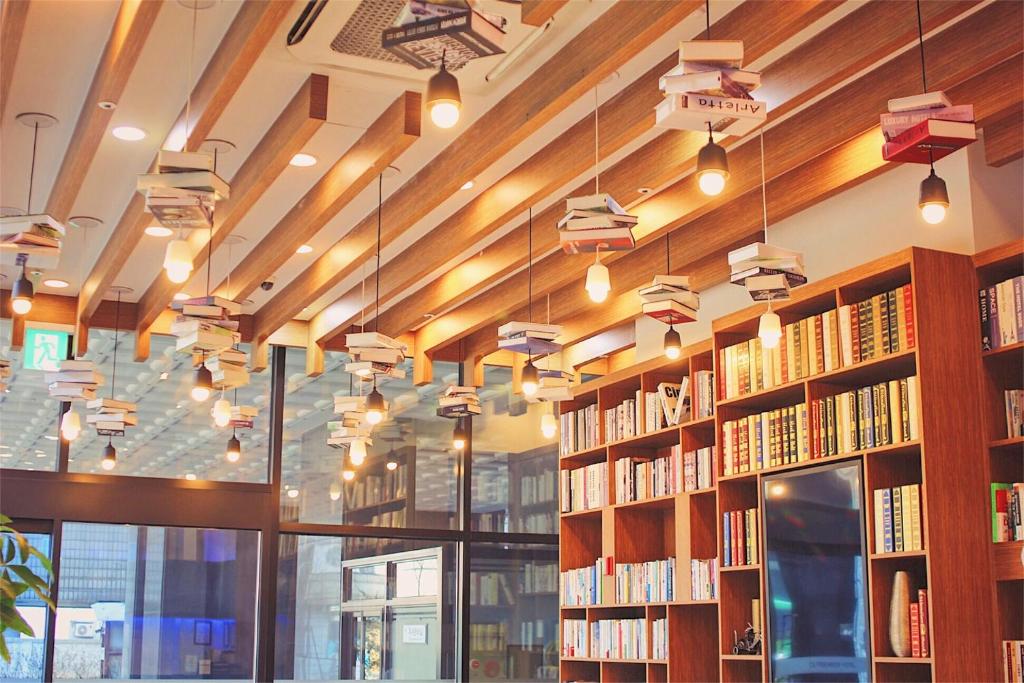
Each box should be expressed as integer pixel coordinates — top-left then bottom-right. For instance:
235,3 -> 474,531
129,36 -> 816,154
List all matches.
881,118 -> 977,164
879,103 -> 975,141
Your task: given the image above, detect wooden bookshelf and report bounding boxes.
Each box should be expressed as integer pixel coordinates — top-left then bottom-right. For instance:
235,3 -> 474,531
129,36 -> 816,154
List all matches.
973,239 -> 1024,677
559,247 -> 1000,682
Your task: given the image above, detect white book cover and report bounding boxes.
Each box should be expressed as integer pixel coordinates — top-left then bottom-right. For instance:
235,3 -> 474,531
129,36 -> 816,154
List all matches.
887,90 -> 951,113
728,242 -> 803,265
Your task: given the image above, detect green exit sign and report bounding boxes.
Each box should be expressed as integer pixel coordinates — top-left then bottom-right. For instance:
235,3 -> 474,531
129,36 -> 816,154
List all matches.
22,328 -> 69,372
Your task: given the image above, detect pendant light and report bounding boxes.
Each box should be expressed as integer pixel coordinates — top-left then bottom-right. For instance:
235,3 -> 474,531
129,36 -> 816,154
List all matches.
452,419 -> 467,450
10,115 -> 51,316
212,392 -> 231,427
329,481 -> 342,500
342,469 -> 355,482
541,410 -> 557,439
426,49 -> 461,129
521,359 -> 539,396
101,440 -> 117,470
386,459 -> 398,471
913,1 -> 948,224
365,172 -> 387,425
192,354 -> 212,402
585,246 -> 611,303
225,431 -> 241,462
695,6 -> 729,196
349,437 -> 367,466
662,232 -> 682,359
61,409 -> 82,442
11,259 -> 34,315
99,287 -> 129,470
752,130 -> 783,349
520,207 -> 540,398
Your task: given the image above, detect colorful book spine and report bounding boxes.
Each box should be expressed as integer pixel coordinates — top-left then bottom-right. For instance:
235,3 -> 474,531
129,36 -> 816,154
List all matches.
615,558 -> 675,603
723,507 -> 758,566
873,484 -> 923,553
981,276 -> 1023,350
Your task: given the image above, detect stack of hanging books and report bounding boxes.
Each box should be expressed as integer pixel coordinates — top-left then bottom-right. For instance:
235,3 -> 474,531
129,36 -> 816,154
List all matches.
531,369 -> 574,402
0,214 -> 66,269
880,91 -> 976,164
728,242 -> 807,301
229,404 -> 257,430
639,275 -> 699,325
137,150 -> 229,230
656,40 -> 766,136
0,358 -> 10,393
171,296 -> 242,354
45,360 -> 102,402
86,397 -> 137,437
437,385 -> 481,418
345,331 -> 407,381
328,395 -> 374,449
196,346 -> 249,389
382,1 -> 506,70
497,321 -> 562,354
558,193 -> 637,254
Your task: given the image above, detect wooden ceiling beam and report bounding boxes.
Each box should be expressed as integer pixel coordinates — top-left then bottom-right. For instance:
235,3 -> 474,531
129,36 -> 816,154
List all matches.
983,107 -> 1024,167
45,0 -> 163,222
74,0 -> 293,356
251,0 -> 705,347
130,74 -> 329,360
520,0 -> 567,27
412,1 -> 1020,361
215,89 -> 420,304
309,0 -> 837,350
374,0 -> 980,344
0,0 -> 31,121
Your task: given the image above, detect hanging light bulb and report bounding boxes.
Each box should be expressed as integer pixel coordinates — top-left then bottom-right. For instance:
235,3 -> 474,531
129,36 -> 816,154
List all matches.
366,384 -> 385,425
329,481 -> 342,500
426,50 -> 461,129
101,441 -> 117,471
585,249 -> 611,303
191,363 -> 213,402
758,301 -> 783,349
522,359 -> 539,396
696,125 -> 729,196
663,326 -> 682,360
541,411 -> 557,439
386,460 -> 398,471
342,469 -> 355,482
61,410 -> 82,442
349,438 -> 367,466
212,396 -> 231,427
452,420 -> 467,450
225,433 -> 241,463
918,167 -> 949,224
11,265 -> 34,315
163,237 -> 193,284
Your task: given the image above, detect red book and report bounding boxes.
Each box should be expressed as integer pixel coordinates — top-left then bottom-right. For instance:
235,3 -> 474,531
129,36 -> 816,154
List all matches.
882,118 -> 976,164
903,285 -> 916,348
917,589 -> 929,657
559,227 -> 635,254
718,349 -> 727,401
910,603 -> 921,657
735,510 -> 745,565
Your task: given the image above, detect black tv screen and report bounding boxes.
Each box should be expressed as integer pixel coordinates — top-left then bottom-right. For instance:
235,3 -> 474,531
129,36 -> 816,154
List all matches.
762,462 -> 870,682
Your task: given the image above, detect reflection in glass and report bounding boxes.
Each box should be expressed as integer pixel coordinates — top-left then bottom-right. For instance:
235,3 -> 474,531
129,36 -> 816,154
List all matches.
53,523 -> 259,680
0,319 -> 60,471
275,535 -> 456,681
279,350 -> 458,529
0,532 -> 51,681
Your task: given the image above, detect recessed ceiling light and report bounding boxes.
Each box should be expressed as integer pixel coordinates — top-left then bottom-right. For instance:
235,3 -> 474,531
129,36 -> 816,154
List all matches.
173,292 -> 190,301
145,225 -> 173,237
290,153 -> 317,167
112,125 -> 146,141
43,278 -> 69,288
460,180 -> 474,191
296,244 -> 314,254
185,473 -> 197,481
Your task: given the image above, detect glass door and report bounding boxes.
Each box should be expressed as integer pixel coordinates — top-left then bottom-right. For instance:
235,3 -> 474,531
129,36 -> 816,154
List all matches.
342,608 -> 385,680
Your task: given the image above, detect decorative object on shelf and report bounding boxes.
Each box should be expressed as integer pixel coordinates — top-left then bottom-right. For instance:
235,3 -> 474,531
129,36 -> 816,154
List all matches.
1,112 -> 65,275
640,232 -> 698,359
424,49 -> 462,129
655,3 -> 766,158
889,570 -> 912,657
732,624 -> 762,656
880,1 -> 976,224
382,3 -> 506,71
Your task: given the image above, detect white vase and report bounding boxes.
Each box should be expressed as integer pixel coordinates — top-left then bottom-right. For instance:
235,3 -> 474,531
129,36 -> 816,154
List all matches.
889,570 -> 912,657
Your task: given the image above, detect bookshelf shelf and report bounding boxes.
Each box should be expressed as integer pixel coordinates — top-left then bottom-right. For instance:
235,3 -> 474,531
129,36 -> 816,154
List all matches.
560,444 -> 607,463
560,247 -> 1003,682
982,341 -> 1024,359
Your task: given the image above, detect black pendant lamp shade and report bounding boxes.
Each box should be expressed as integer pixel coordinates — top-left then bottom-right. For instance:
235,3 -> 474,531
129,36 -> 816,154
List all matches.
11,265 -> 34,315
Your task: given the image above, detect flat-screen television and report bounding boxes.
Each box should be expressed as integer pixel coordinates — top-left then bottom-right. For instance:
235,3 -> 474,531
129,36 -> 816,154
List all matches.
762,461 -> 870,682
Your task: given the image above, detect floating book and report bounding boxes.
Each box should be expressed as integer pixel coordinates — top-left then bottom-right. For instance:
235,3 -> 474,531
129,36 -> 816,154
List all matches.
656,93 -> 766,136
158,150 -> 216,173
345,361 -> 406,380
46,360 -> 104,401
145,188 -> 214,230
172,297 -> 242,354
137,169 -> 230,202
639,275 -> 699,324
0,213 -> 66,268
436,384 -> 481,418
745,273 -> 793,301
229,404 -> 258,430
382,6 -> 505,70
558,193 -> 636,254
498,321 -> 563,354
348,346 -> 405,366
879,90 -> 976,165
0,359 -> 9,393
87,396 -> 138,437
729,242 -> 807,298
880,104 -> 974,141
678,40 -> 744,68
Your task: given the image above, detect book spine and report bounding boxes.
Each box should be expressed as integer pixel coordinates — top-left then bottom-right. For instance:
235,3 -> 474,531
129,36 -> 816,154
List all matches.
918,589 -> 929,657
882,489 -> 894,553
893,486 -> 904,552
1016,276 -> 1024,343
904,284 -> 916,349
910,602 -> 921,657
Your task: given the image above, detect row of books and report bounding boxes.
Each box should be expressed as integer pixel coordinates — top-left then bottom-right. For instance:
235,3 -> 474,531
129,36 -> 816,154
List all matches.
520,511 -> 555,535
690,558 -> 718,601
1005,390 -> 1024,438
361,509 -> 406,528
474,511 -> 507,533
694,370 -> 715,419
521,469 -> 556,506
982,277 -> 1024,350
561,558 -> 607,606
470,571 -> 515,606
905,588 -> 930,658
992,482 -> 1024,542
613,445 -> 716,504
469,623 -> 507,655
605,395 -> 641,442
722,508 -> 758,567
872,485 -> 924,554
722,404 -> 806,475
614,558 -> 675,604
1005,641 -> 1024,683
651,617 -> 668,661
562,619 -> 586,658
718,285 -> 915,400
343,465 -> 407,510
559,404 -> 600,455
523,562 -> 558,594
590,618 -> 648,660
560,461 -> 608,513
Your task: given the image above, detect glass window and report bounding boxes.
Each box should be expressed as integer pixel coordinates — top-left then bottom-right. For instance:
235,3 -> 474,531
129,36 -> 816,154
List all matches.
0,320 -> 60,471
53,522 -> 260,680
468,543 -> 559,681
471,365 -> 558,534
67,330 -> 270,482
279,349 -> 459,529
275,535 -> 456,681
0,531 -> 51,681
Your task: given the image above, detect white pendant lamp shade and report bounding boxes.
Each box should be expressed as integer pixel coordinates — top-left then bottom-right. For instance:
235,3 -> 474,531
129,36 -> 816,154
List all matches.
349,438 -> 367,466
758,309 -> 783,348
61,410 -> 81,441
163,238 -> 193,283
342,469 -> 355,482
585,260 -> 611,303
212,398 -> 231,427
541,412 -> 557,439
329,481 -> 342,500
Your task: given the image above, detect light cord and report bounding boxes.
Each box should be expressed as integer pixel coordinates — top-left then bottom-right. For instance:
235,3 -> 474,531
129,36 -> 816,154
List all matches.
760,128 -> 768,243
110,289 -> 121,399
593,86 -> 599,193
26,122 -> 38,213
184,1 -> 198,145
527,207 -> 533,323
705,0 -> 711,39
375,173 -> 382,331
